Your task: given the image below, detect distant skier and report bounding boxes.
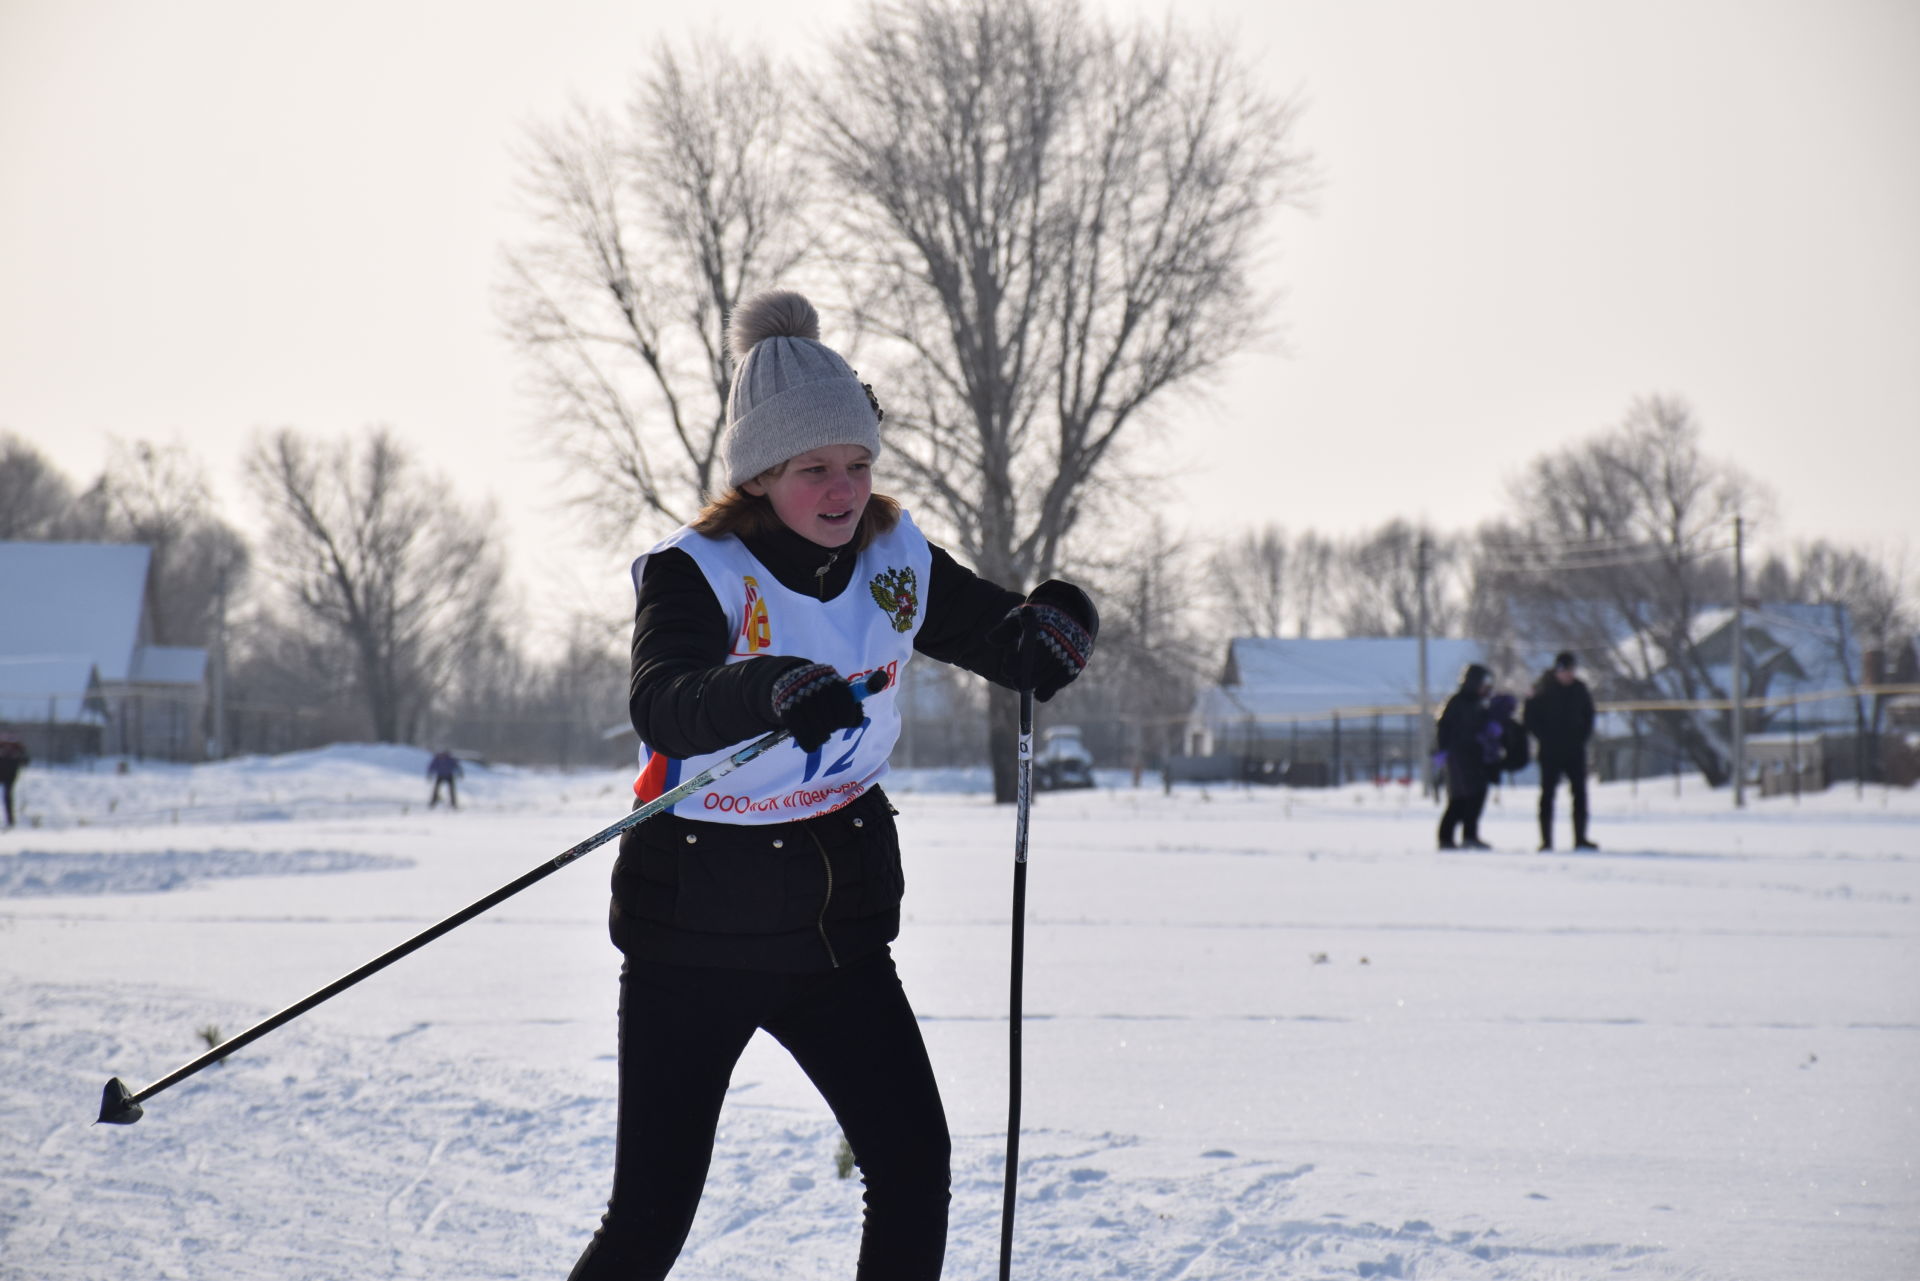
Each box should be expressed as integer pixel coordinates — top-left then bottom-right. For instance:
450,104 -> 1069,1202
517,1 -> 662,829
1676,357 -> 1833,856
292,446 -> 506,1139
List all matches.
1436,663 -> 1494,849
0,735 -> 27,828
1525,650 -> 1597,850
426,749 -> 462,809
568,290 -> 1098,1281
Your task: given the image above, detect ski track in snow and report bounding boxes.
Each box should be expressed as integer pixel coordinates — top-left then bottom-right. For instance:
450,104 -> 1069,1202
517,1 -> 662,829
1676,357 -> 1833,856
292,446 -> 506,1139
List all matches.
0,848 -> 407,898
4,977 -> 1687,1281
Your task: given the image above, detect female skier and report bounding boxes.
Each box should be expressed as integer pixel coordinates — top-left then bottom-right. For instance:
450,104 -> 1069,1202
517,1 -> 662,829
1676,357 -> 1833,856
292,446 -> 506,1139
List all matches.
569,290 -> 1099,1281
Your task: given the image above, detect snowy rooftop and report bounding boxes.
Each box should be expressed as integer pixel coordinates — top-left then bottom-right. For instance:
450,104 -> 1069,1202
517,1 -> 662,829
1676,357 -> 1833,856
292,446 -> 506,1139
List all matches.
129,644 -> 207,686
1200,636 -> 1488,723
0,542 -> 152,682
0,655 -> 106,723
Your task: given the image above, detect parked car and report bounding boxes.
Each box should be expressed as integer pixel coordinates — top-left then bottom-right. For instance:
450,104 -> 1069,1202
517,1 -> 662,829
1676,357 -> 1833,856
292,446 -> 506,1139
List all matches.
1034,725 -> 1097,791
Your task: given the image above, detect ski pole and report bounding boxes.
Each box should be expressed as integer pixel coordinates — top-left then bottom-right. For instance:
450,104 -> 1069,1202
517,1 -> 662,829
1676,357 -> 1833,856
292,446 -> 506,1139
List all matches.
997,688 -> 1035,1281
97,669 -> 891,1126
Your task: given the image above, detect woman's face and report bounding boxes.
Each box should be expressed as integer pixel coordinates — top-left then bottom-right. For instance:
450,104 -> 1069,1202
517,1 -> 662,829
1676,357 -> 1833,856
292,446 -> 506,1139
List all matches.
743,444 -> 873,548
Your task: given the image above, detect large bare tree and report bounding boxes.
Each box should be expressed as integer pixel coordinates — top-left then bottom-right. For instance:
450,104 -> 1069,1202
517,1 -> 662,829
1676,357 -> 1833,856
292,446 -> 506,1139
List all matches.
244,428 -> 504,743
812,0 -> 1310,795
1471,397 -> 1759,784
502,40 -> 815,540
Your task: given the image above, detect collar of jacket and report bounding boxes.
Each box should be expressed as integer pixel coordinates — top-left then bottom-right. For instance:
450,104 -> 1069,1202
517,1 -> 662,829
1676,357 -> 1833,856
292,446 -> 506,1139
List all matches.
741,524 -> 860,600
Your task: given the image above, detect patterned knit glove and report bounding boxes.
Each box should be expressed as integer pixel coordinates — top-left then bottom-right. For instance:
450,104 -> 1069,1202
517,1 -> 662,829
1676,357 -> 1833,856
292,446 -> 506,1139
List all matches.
986,580 -> 1098,702
769,662 -> 864,752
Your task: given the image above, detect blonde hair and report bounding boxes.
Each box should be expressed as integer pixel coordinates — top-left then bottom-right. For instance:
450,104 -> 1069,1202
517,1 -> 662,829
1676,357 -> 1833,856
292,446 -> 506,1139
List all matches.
690,465 -> 901,551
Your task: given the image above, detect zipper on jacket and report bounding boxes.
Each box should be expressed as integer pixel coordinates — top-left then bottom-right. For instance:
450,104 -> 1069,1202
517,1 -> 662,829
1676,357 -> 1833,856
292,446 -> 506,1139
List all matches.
814,550 -> 838,600
807,827 -> 841,968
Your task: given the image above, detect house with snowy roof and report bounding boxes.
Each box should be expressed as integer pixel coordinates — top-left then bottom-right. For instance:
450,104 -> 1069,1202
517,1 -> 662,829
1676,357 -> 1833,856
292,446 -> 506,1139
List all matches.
0,541 -> 208,760
1181,636 -> 1489,785
1580,601 -> 1920,788
1868,633 -> 1920,731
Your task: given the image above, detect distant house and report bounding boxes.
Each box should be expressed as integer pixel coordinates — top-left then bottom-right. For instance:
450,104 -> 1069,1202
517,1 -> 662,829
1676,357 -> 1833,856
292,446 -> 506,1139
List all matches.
0,541 -> 209,760
1182,636 -> 1487,785
1588,601 -> 1915,787
0,655 -> 108,760
1687,603 -> 1865,725
1869,634 -> 1920,730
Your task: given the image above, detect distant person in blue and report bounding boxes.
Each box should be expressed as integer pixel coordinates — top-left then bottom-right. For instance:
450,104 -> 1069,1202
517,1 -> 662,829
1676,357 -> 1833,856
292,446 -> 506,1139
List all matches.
1469,691 -> 1530,844
1525,650 -> 1598,850
427,749 -> 462,809
1435,663 -> 1494,849
0,735 -> 27,828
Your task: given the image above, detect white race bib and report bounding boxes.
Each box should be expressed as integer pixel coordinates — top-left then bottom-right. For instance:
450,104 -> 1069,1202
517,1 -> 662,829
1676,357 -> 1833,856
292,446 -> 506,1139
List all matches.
629,511 -> 931,824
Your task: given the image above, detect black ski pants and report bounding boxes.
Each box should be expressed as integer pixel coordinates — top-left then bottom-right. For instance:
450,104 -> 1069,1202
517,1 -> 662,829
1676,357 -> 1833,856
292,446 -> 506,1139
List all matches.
1538,749 -> 1590,846
569,947 -> 950,1281
1438,757 -> 1487,847
429,777 -> 457,808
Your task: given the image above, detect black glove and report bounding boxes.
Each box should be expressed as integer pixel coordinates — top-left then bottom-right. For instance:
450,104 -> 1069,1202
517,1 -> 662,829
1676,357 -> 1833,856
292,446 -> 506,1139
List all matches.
986,580 -> 1098,702
769,662 -> 865,752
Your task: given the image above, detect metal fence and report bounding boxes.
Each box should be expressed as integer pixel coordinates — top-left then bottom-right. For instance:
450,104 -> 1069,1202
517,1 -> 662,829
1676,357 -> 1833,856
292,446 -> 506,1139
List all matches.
1171,684 -> 1920,796
10,683 -> 1918,800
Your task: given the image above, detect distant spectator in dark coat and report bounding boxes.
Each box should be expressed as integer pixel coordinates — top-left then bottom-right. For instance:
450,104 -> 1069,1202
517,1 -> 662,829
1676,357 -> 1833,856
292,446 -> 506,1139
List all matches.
1524,650 -> 1597,850
0,736 -> 27,828
427,749 -> 462,810
1436,663 -> 1494,849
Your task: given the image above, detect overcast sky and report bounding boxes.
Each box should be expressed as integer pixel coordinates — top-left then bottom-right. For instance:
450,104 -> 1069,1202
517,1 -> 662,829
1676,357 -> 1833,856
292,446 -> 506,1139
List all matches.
3,0 -> 1916,638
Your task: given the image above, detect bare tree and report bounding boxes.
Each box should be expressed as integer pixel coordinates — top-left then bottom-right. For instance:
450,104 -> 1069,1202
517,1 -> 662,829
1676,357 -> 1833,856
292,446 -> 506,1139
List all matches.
1064,513 -> 1209,773
812,0 -> 1311,796
1331,520 -> 1462,638
502,40 -> 816,540
1472,396 -> 1759,784
244,428 -> 505,744
223,609 -> 371,754
1205,525 -> 1291,639
1759,540 -> 1915,657
1202,524 -> 1343,641
0,432 -> 77,539
433,612 -> 627,767
69,438 -> 249,646
1288,531 -> 1336,639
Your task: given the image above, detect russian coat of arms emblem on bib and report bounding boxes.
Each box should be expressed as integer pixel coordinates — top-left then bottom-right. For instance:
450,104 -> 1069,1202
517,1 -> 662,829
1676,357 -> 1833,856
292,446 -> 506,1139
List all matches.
869,566 -> 919,632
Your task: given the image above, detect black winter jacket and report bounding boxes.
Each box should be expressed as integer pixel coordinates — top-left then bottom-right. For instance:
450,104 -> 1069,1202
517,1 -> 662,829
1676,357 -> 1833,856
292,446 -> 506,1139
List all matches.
1436,664 -> 1492,789
1523,673 -> 1596,759
611,518 -> 1095,972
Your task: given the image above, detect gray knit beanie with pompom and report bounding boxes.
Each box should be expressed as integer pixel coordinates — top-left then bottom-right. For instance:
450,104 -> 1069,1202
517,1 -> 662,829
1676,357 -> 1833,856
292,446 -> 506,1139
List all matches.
723,290 -> 882,488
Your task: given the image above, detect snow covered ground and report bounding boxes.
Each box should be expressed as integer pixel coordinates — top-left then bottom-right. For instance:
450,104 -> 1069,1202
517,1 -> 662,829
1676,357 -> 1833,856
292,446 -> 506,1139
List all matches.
2,747 -> 1915,1280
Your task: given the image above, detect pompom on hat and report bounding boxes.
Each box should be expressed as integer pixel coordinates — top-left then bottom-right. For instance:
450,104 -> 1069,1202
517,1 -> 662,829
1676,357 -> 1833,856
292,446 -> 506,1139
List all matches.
723,290 -> 882,488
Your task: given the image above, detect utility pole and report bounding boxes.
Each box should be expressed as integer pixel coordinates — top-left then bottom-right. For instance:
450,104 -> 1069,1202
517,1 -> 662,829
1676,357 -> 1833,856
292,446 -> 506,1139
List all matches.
209,567 -> 229,760
1731,514 -> 1745,809
1416,531 -> 1433,799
